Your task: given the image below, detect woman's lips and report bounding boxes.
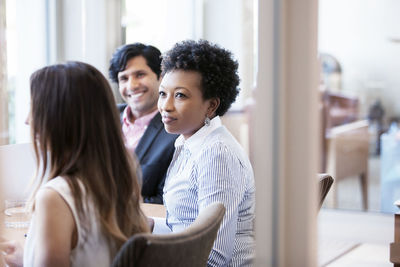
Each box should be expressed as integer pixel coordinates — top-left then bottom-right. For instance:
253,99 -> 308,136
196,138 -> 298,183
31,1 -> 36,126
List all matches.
161,114 -> 177,124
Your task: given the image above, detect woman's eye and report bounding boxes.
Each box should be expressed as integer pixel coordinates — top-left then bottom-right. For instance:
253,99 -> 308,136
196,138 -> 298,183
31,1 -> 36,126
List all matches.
175,93 -> 186,99
159,91 -> 166,97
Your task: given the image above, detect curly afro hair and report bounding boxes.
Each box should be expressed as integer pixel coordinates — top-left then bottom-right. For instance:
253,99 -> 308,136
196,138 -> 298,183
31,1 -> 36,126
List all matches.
161,40 -> 240,116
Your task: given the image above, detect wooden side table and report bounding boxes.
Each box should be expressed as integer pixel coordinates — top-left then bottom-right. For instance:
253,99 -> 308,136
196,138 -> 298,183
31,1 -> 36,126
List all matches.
390,213 -> 400,266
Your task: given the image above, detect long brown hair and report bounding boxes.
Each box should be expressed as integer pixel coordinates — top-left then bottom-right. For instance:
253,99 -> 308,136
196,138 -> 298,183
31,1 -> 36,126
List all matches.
29,61 -> 149,252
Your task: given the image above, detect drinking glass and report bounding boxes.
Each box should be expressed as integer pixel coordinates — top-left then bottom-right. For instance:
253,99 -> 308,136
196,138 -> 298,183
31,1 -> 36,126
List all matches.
4,199 -> 31,228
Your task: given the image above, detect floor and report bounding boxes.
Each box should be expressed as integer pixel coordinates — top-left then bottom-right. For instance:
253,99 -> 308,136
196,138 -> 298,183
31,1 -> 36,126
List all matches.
319,155 -> 395,266
318,209 -> 393,266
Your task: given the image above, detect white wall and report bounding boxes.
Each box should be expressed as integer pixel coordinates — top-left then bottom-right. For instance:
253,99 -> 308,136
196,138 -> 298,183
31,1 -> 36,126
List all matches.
203,0 -> 254,108
0,143 -> 36,210
203,0 -> 242,56
319,0 -> 400,119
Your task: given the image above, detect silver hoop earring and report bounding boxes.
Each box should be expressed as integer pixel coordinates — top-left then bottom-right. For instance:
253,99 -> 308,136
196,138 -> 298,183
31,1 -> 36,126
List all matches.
204,117 -> 211,126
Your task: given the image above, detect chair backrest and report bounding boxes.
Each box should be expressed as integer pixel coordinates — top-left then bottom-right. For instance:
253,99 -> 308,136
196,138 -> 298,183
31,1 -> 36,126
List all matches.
111,202 -> 226,267
318,173 -> 334,209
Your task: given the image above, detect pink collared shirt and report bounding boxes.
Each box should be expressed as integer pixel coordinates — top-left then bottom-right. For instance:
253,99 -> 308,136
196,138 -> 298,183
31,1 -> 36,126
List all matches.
122,106 -> 158,154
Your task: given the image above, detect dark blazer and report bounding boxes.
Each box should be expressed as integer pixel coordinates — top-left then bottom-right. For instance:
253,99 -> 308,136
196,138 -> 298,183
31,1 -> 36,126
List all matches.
118,104 -> 178,204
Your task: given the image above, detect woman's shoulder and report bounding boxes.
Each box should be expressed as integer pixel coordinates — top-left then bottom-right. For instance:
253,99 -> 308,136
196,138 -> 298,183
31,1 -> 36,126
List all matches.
36,184 -> 66,208
203,127 -> 243,153
41,177 -> 83,211
43,177 -> 73,198
34,184 -> 75,225
199,127 -> 251,167
44,176 -> 68,187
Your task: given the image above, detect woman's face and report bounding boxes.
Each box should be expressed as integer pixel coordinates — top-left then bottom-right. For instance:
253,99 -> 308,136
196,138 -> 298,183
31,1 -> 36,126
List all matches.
158,70 -> 213,139
25,111 -> 31,125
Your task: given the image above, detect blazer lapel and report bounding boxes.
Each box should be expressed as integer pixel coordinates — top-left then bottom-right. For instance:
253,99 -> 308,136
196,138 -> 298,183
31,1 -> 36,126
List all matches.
135,112 -> 163,161
118,103 -> 127,124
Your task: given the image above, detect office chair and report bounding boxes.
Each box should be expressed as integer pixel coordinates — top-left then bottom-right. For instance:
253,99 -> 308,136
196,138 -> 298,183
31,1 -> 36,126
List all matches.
318,173 -> 334,209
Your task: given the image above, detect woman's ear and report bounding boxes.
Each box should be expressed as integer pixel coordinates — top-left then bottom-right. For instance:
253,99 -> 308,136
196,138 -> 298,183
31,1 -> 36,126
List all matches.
207,97 -> 220,117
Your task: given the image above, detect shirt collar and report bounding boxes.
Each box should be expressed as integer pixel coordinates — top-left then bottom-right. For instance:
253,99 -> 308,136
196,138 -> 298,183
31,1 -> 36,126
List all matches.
174,116 -> 222,153
122,106 -> 158,127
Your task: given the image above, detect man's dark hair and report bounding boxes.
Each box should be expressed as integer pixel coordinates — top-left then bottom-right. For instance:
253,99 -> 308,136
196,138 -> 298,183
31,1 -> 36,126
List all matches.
161,39 -> 240,116
109,43 -> 162,83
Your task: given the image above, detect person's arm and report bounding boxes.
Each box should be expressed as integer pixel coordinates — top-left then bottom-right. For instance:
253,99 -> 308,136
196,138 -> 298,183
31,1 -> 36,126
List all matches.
32,188 -> 77,267
151,217 -> 172,234
143,132 -> 176,204
147,217 -> 155,232
0,238 -> 23,267
143,174 -> 165,204
196,144 -> 246,266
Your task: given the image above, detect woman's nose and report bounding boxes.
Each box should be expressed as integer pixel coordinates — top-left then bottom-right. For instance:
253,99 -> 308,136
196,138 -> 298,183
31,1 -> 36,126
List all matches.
25,113 -> 31,125
159,95 -> 173,112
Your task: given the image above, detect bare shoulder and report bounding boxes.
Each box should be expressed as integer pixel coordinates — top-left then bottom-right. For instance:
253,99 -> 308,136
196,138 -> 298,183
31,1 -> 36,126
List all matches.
32,186 -> 77,266
36,187 -> 63,203
34,186 -> 77,229
35,187 -> 69,212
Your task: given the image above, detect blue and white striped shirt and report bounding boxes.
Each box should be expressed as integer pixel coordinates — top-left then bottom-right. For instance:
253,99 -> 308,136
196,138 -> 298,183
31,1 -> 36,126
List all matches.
163,116 -> 256,266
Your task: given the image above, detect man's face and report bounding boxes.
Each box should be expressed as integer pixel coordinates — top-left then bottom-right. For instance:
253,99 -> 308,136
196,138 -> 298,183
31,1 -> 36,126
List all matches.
118,56 -> 160,118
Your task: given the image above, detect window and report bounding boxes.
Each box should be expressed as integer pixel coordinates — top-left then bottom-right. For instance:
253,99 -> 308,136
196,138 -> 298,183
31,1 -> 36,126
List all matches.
122,0 -> 255,110
0,0 -> 16,145
1,0 -> 47,145
123,0 -> 200,53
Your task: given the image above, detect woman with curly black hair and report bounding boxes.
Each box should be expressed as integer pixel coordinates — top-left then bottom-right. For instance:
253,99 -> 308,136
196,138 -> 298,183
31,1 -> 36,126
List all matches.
156,40 -> 255,266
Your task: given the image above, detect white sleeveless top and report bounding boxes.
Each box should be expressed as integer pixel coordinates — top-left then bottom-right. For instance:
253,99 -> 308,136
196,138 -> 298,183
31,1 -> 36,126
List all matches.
23,177 -> 112,267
